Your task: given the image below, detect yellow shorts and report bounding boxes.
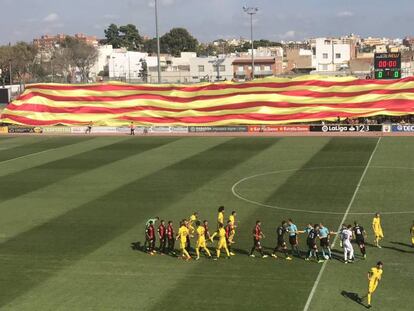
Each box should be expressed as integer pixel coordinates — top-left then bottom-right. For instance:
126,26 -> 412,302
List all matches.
217,240 -> 227,249
411,236 -> 414,244
374,230 -> 384,238
368,282 -> 378,294
180,240 -> 186,249
197,239 -> 206,248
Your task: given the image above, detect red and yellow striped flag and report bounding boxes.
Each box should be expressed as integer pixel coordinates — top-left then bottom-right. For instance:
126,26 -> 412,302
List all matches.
1,75 -> 414,126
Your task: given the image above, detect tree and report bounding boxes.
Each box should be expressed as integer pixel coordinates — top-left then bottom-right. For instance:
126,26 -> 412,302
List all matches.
143,38 -> 158,55
59,37 -> 98,83
104,24 -> 143,51
11,42 -> 37,85
52,45 -> 74,82
197,43 -> 218,57
138,58 -> 148,83
0,45 -> 13,85
119,24 -> 143,51
237,40 -> 282,52
160,28 -> 198,57
66,38 -> 98,82
104,23 -> 122,48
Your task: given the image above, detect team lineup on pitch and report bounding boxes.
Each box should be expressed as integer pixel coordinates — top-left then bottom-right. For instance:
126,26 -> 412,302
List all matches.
0,136 -> 413,310
142,137 -> 409,309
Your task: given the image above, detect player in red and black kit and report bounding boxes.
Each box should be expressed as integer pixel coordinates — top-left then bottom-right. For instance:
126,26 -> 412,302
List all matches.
166,221 -> 175,255
158,220 -> 167,254
146,221 -> 156,255
225,220 -> 235,256
249,220 -> 268,258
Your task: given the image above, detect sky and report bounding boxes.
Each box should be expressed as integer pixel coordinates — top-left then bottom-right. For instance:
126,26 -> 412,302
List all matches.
1,0 -> 414,44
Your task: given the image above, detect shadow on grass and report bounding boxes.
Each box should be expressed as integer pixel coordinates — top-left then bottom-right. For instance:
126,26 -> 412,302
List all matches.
233,247 -> 250,255
382,245 -> 413,254
391,241 -> 413,248
341,291 -> 366,308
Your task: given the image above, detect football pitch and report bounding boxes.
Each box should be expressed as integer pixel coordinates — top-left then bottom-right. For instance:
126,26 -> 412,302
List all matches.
0,135 -> 413,311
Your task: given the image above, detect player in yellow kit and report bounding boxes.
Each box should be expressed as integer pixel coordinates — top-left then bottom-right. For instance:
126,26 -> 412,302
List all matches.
195,221 -> 212,260
217,206 -> 225,229
210,223 -> 231,260
410,221 -> 414,247
359,261 -> 383,308
372,213 -> 384,248
228,211 -> 237,244
186,216 -> 196,251
189,212 -> 198,224
176,221 -> 191,261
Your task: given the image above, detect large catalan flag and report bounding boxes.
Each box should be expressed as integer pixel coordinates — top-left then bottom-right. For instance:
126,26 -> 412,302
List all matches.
1,75 -> 414,126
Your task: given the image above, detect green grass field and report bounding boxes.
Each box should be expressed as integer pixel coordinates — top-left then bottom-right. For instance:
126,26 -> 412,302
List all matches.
0,135 -> 413,311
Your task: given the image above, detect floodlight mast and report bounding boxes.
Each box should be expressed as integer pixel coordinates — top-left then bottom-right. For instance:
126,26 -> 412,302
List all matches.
155,0 -> 162,84
243,6 -> 258,80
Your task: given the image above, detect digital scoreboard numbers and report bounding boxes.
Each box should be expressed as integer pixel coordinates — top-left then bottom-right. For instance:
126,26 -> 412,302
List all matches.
374,53 -> 401,79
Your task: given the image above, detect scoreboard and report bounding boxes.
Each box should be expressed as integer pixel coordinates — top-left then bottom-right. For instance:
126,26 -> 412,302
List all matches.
374,53 -> 401,79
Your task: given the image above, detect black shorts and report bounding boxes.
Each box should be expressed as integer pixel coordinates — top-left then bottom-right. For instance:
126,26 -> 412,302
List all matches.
307,240 -> 317,249
320,237 -> 329,247
356,238 -> 365,246
277,239 -> 286,248
253,238 -> 262,248
289,235 -> 298,245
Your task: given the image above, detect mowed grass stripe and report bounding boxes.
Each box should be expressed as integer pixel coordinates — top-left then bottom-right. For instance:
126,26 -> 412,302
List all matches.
0,137 -> 134,177
0,137 -> 93,163
147,138 -> 330,311
0,137 -> 271,308
5,137 -> 282,311
309,137 -> 414,311
263,138 -> 380,214
0,137 -> 249,307
0,137 -> 41,151
234,138 -> 378,311
0,137 -> 181,204
126,138 -> 281,311
0,137 -> 226,242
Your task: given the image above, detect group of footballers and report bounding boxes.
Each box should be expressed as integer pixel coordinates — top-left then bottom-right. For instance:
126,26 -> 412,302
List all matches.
143,206 -> 237,261
247,213 -> 385,264
143,208 -> 414,308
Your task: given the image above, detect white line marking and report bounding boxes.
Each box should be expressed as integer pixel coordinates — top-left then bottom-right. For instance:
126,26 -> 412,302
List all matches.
0,149 -> 56,165
302,136 -> 382,311
231,164 -> 414,215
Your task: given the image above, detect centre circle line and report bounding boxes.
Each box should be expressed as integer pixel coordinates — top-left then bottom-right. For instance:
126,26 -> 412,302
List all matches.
232,165 -> 414,215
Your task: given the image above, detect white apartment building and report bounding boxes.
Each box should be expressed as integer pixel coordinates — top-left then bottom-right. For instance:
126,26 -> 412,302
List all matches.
311,38 -> 351,72
148,52 -> 235,84
188,56 -> 235,82
108,50 -> 148,81
91,47 -> 235,84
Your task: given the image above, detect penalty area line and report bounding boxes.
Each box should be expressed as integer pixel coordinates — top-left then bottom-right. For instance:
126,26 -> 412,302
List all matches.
302,136 -> 382,311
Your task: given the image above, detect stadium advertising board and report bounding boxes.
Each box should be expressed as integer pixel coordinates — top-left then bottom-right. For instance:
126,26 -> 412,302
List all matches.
71,127 -> 87,134
151,126 -> 188,133
8,126 -> 38,133
169,126 -> 189,133
42,127 -> 71,134
382,124 -> 391,133
0,126 -> 8,134
189,126 -> 248,133
310,125 -> 383,132
391,124 -> 414,132
248,125 -> 310,133
71,127 -> 118,134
